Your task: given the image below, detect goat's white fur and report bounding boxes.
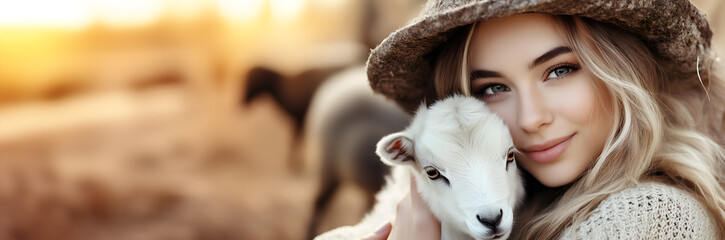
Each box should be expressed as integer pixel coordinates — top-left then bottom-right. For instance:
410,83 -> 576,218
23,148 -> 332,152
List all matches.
315,95 -> 524,240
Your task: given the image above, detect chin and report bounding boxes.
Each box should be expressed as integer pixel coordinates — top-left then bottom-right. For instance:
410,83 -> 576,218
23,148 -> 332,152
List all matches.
530,165 -> 583,187
539,177 -> 573,187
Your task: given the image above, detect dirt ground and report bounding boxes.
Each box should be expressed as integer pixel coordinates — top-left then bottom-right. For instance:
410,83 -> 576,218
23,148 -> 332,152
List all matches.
0,86 -> 369,240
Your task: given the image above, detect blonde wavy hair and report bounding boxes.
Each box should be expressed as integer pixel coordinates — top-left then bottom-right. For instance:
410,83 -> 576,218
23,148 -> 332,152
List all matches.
428,15 -> 725,239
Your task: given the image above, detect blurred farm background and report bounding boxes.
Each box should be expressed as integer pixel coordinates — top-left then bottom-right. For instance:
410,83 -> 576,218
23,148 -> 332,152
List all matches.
0,0 -> 723,240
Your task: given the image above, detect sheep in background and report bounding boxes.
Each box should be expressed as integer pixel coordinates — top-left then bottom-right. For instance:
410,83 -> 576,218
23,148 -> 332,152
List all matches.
316,95 -> 524,240
304,66 -> 410,239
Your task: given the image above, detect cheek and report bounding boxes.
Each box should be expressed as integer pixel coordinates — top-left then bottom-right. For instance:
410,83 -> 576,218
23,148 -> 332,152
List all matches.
487,99 -> 519,136
485,78 -> 602,135
550,79 -> 599,124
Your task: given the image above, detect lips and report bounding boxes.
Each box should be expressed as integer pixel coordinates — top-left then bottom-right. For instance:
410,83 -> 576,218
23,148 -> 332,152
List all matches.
521,134 -> 575,164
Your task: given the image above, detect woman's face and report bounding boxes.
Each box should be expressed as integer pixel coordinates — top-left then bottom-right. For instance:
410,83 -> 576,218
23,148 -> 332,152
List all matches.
467,14 -> 614,187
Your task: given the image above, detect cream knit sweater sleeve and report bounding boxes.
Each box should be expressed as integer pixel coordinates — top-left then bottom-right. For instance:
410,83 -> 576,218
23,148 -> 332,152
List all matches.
560,182 -> 718,239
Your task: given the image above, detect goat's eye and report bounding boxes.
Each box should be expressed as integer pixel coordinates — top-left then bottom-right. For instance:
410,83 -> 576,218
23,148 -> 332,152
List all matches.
506,148 -> 516,171
424,166 -> 440,179
507,148 -> 515,162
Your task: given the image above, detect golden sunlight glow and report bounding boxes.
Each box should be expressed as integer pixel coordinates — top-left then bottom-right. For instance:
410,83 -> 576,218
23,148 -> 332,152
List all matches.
167,0 -> 210,21
0,0 -> 166,28
312,0 -> 347,9
95,0 -> 166,27
0,0 -> 93,29
269,0 -> 306,22
217,0 -> 266,23
0,0 -> 310,28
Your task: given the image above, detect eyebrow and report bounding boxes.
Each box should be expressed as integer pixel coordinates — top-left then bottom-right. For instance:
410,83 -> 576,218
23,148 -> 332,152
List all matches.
470,69 -> 501,79
529,46 -> 572,70
470,46 -> 572,81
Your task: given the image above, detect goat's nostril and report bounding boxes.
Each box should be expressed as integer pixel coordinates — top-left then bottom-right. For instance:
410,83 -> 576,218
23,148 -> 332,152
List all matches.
476,209 -> 503,229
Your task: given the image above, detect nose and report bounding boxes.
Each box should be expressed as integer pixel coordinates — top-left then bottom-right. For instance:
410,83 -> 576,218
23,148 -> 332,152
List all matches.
476,209 -> 503,229
518,90 -> 553,133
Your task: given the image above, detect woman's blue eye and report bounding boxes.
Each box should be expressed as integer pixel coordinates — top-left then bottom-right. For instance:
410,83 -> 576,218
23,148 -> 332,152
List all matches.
473,83 -> 510,100
483,84 -> 510,95
546,65 -> 577,79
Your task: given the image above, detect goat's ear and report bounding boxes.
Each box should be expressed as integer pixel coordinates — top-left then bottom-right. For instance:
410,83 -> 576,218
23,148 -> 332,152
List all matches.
376,132 -> 415,166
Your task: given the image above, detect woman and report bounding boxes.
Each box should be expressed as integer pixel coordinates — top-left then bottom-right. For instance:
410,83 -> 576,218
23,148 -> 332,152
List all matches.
362,0 -> 725,239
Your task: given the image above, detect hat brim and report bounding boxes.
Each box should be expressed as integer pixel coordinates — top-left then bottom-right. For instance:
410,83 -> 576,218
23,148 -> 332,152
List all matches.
367,0 -> 712,113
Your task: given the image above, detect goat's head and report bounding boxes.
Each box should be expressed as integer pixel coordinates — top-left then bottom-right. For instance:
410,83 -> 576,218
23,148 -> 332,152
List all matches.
376,95 -> 523,240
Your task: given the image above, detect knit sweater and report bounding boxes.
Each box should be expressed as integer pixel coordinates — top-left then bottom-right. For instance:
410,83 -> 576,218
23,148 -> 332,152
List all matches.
560,182 -> 718,239
316,182 -> 718,239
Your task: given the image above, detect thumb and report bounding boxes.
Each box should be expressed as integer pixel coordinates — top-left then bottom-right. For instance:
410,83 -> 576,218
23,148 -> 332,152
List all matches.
409,174 -> 433,218
361,222 -> 392,240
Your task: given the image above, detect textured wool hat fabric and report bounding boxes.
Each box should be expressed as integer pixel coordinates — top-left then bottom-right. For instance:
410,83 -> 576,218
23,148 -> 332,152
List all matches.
366,0 -> 714,113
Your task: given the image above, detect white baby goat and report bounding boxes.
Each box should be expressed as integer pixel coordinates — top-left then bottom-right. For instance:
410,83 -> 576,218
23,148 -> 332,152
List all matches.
316,95 -> 524,240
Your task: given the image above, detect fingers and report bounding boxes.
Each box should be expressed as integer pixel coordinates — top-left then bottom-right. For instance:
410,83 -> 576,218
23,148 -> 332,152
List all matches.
364,176 -> 441,240
409,174 -> 422,205
386,175 -> 441,240
409,175 -> 439,226
361,222 -> 392,240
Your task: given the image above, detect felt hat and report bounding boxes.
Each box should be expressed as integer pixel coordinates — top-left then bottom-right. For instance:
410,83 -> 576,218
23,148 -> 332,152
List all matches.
366,0 -> 713,112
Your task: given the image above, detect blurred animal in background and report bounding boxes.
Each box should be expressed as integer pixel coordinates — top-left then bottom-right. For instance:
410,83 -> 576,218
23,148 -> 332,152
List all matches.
240,0 -> 425,237
303,66 -> 410,239
242,65 -> 347,136
240,0 -> 425,173
242,65 -> 348,171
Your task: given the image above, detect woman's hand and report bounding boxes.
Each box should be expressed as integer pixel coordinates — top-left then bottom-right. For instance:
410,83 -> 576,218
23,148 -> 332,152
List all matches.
362,176 -> 441,240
